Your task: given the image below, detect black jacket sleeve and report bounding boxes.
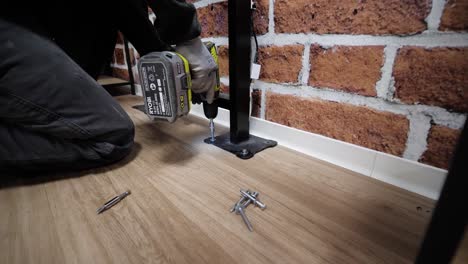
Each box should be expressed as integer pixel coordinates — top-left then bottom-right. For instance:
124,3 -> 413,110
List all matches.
147,0 -> 202,45
1,0 -> 201,60
112,0 -> 173,55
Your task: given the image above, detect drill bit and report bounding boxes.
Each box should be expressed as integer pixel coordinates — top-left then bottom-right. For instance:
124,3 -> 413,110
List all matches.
97,190 -> 131,214
210,118 -> 215,143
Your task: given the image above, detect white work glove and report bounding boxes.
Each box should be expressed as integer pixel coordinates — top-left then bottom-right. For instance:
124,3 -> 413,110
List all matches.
175,37 -> 218,104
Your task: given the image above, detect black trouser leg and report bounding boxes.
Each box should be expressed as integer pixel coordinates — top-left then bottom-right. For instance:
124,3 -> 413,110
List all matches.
0,19 -> 135,172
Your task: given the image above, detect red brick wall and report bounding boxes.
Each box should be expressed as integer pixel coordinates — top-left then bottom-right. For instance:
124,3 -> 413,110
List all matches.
113,0 -> 468,170
111,33 -> 139,83
110,9 -> 152,84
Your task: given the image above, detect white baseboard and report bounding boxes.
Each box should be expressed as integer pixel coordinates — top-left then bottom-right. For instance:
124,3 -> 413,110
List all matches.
189,104 -> 446,200
135,84 -> 143,96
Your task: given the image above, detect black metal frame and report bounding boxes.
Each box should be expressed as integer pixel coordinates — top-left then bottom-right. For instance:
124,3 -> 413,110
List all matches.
123,38 -> 136,95
415,121 -> 468,263
227,0 -> 251,143
101,37 -> 136,95
207,0 -> 276,159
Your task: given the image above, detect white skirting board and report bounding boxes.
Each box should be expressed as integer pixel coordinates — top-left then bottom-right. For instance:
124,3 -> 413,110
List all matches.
189,104 -> 447,200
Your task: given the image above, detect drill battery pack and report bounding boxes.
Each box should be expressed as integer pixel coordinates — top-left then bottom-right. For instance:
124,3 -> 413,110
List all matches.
138,42 -> 220,123
138,51 -> 192,123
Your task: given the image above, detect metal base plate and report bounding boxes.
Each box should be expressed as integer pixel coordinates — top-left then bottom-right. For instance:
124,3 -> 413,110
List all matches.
205,133 -> 277,159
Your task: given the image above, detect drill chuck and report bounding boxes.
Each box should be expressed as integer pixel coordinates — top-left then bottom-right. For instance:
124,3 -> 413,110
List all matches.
203,100 -> 218,119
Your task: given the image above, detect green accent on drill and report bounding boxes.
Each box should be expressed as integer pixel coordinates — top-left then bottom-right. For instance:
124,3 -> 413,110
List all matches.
205,42 -> 221,92
175,52 -> 192,110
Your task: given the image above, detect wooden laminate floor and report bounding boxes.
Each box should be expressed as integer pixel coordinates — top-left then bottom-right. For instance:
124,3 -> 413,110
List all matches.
1,95 -> 464,264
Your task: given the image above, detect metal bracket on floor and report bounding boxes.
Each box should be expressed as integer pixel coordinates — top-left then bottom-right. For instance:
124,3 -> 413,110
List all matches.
207,0 -> 277,160
204,134 -> 277,159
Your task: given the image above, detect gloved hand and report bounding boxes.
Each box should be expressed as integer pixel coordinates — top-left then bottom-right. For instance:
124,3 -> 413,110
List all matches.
175,37 -> 218,104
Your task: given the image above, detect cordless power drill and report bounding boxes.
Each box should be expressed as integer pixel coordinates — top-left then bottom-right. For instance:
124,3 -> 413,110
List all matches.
137,42 -> 220,142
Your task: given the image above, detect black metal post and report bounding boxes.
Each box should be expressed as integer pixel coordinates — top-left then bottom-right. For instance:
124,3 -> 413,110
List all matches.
415,120 -> 468,263
203,0 -> 277,159
228,0 -> 251,143
123,38 -> 136,95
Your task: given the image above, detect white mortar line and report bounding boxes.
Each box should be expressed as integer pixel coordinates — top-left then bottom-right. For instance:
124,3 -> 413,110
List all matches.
426,0 -> 447,31
268,0 -> 275,34
257,33 -> 468,47
299,44 -> 311,85
258,81 -> 267,119
201,37 -> 229,46
258,81 -> 467,129
110,64 -> 128,70
403,113 -> 432,161
375,46 -> 399,99
432,113 -> 467,130
204,32 -> 468,47
194,0 -> 226,8
260,88 -> 267,119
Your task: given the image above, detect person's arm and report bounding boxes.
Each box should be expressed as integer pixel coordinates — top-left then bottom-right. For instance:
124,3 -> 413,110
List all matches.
147,0 -> 201,45
147,0 -> 217,103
